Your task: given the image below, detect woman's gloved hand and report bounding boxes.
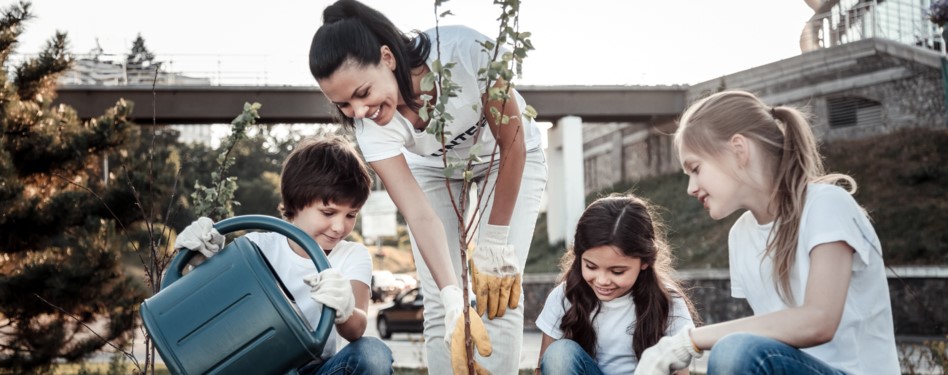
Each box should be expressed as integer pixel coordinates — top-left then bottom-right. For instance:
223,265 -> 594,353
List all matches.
471,224 -> 521,319
441,285 -> 492,374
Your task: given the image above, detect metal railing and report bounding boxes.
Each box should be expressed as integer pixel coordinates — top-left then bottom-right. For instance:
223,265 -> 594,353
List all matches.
6,52 -> 313,87
802,0 -> 946,55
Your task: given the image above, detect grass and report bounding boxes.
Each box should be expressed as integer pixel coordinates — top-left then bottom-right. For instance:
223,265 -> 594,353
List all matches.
52,362 -> 169,375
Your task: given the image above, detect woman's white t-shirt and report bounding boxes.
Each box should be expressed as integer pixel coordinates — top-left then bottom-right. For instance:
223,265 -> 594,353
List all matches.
353,25 -> 542,168
536,283 -> 694,374
244,232 -> 372,361
728,183 -> 899,374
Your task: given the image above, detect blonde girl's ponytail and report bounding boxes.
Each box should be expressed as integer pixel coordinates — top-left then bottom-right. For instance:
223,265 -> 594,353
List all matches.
675,91 -> 856,306
763,105 -> 856,305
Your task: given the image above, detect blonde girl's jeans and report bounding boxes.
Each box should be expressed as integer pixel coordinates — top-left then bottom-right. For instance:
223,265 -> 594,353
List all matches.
407,147 -> 547,374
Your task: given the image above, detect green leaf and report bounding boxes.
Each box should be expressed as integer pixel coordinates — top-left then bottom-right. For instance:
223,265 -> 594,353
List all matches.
421,72 -> 436,92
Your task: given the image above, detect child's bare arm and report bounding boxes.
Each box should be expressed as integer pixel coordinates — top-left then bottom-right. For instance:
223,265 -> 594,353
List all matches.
334,280 -> 369,341
691,241 -> 854,349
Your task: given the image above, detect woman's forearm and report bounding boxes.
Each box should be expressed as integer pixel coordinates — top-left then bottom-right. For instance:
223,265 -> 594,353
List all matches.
484,84 -> 527,226
408,212 -> 458,289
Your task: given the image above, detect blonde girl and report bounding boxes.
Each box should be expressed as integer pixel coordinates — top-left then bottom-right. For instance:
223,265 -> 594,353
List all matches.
636,90 -> 899,375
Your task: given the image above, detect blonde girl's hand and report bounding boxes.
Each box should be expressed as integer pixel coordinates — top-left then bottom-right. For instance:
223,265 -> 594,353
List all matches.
635,327 -> 702,375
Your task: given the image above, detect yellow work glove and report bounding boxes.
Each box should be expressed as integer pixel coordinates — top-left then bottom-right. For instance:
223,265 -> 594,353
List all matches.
471,224 -> 521,320
441,285 -> 492,374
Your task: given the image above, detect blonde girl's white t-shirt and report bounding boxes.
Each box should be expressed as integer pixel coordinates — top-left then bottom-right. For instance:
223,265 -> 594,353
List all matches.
353,25 -> 542,168
536,283 -> 694,374
244,232 -> 372,361
728,183 -> 899,374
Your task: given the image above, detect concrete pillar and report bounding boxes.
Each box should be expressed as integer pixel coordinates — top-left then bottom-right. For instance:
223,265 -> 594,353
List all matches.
546,116 -> 585,246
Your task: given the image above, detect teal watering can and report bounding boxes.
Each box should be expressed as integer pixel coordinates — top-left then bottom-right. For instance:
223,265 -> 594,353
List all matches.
140,215 -> 335,375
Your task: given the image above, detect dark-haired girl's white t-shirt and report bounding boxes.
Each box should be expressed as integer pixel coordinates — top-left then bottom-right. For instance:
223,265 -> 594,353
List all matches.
536,283 -> 693,374
728,183 -> 899,374
353,25 -> 542,168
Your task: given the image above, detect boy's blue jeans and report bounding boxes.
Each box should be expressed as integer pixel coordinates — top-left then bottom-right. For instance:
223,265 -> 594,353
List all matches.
708,333 -> 847,375
539,339 -> 604,375
298,337 -> 392,375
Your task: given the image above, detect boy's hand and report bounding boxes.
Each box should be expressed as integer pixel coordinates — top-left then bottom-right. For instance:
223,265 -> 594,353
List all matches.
304,269 -> 354,324
441,285 -> 492,374
635,327 -> 702,375
174,217 -> 225,258
471,224 -> 521,319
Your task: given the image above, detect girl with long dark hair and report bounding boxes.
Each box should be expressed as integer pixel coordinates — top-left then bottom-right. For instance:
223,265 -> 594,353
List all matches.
536,194 -> 697,375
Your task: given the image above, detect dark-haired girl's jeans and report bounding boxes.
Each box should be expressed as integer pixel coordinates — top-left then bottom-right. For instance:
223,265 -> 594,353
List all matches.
707,333 -> 847,375
539,339 -> 604,375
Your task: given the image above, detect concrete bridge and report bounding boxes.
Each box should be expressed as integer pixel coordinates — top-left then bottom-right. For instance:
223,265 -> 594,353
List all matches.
54,84 -> 686,125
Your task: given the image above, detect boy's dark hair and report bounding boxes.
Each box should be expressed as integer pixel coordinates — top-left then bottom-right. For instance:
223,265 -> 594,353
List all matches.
279,136 -> 372,220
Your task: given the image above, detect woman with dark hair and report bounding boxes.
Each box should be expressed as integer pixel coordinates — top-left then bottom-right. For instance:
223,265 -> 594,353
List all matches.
309,1 -> 548,373
535,194 -> 697,375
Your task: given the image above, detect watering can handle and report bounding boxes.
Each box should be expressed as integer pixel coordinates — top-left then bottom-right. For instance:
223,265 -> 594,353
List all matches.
163,215 -> 332,288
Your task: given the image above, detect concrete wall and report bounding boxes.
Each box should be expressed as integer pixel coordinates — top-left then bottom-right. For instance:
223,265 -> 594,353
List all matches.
687,38 -> 946,141
580,119 -> 679,195
522,268 -> 948,336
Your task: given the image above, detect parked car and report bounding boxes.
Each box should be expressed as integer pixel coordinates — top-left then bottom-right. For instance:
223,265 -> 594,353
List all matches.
371,270 -> 401,302
376,287 -> 424,339
393,273 -> 418,292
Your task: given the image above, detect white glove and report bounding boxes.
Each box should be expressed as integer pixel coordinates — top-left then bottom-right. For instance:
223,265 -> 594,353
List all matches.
304,269 -> 354,324
635,326 -> 702,375
471,224 -> 521,319
174,217 -> 225,258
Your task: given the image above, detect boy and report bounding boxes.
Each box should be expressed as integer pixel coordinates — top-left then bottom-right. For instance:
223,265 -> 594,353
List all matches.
175,136 -> 393,374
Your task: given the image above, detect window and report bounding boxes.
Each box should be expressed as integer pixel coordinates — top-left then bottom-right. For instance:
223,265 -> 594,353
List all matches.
827,96 -> 882,128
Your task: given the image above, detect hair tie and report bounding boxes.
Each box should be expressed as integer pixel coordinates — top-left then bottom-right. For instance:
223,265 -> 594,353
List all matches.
770,106 -> 777,119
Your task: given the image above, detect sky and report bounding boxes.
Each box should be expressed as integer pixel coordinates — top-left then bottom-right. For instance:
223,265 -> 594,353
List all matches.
16,0 -> 815,86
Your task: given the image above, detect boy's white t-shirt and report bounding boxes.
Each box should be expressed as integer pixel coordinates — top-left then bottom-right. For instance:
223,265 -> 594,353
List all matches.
244,232 -> 372,361
728,183 -> 899,374
353,25 -> 542,169
536,283 -> 694,374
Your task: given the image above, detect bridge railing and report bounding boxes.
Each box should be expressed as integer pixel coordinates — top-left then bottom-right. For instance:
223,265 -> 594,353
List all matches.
802,0 -> 946,55
7,52 -> 313,87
